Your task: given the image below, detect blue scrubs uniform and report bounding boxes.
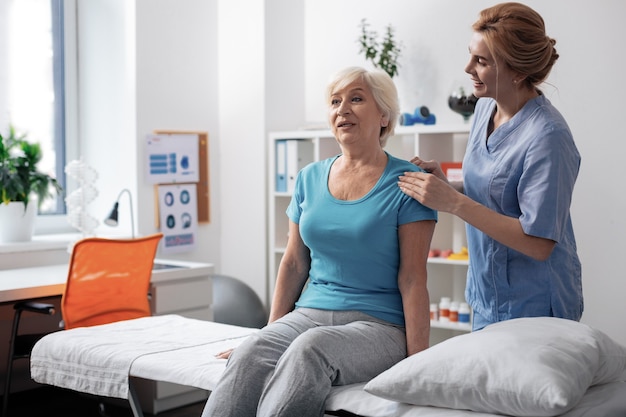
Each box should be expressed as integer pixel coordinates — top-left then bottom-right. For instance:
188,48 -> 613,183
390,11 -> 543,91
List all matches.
464,94 -> 583,328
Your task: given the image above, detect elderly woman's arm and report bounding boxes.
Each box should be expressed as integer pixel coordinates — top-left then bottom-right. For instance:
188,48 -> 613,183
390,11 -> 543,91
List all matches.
268,220 -> 311,323
398,219 -> 436,356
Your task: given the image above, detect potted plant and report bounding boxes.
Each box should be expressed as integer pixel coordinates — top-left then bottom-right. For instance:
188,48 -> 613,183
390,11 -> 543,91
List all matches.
357,18 -> 402,78
0,124 -> 62,242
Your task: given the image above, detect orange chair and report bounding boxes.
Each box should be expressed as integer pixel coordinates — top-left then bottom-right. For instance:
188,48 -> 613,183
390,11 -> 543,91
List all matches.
2,233 -> 163,416
62,233 -> 163,329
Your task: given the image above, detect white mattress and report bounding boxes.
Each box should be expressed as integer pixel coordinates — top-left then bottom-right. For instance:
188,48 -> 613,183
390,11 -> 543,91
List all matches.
30,315 -> 256,399
31,314 -> 626,417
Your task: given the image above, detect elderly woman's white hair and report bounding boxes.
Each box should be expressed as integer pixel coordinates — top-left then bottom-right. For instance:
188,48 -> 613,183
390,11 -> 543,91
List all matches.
325,66 -> 400,147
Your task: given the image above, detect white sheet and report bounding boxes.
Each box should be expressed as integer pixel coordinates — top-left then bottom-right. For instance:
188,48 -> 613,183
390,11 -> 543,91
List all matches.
130,338 -> 249,391
30,315 -> 257,399
31,314 -> 626,417
325,380 -> 626,417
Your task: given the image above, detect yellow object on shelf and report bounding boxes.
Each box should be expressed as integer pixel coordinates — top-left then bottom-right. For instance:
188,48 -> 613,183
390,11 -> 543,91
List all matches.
447,247 -> 469,261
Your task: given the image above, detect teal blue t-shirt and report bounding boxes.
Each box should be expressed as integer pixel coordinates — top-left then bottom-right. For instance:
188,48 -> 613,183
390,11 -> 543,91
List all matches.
287,152 -> 437,326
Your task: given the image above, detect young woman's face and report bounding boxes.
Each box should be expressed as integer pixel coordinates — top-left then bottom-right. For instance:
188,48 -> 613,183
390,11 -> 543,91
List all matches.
464,32 -> 517,100
328,79 -> 388,146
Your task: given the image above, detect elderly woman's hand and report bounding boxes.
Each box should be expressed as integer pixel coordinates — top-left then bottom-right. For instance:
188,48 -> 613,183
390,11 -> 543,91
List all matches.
216,348 -> 234,360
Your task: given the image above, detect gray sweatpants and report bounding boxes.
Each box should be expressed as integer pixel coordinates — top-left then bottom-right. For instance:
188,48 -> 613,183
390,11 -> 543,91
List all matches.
201,308 -> 406,417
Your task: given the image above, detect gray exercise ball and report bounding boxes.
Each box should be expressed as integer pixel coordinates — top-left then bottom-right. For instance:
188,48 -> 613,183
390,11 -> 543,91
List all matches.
211,274 -> 268,328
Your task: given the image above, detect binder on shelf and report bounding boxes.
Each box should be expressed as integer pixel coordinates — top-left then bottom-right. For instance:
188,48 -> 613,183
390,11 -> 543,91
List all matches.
286,139 -> 314,193
275,140 -> 287,192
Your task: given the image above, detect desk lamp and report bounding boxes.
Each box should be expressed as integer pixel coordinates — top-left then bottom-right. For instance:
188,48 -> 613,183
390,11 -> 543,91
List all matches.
104,188 -> 135,238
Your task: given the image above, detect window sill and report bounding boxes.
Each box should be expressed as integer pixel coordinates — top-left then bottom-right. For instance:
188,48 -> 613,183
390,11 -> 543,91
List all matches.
0,233 -> 81,254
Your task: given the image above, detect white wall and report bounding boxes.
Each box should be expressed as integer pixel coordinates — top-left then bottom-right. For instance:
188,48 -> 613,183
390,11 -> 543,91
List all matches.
135,0 -> 221,266
78,1 -> 222,259
77,0 -> 626,346
216,0 -> 268,301
78,0 -> 304,304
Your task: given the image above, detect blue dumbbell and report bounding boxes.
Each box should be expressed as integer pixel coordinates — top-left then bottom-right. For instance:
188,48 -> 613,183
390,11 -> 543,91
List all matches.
400,106 -> 436,126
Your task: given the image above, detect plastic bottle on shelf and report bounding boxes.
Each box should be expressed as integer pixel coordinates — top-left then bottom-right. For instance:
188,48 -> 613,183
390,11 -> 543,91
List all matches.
439,297 -> 451,322
449,301 -> 459,322
430,303 -> 439,321
458,302 -> 471,324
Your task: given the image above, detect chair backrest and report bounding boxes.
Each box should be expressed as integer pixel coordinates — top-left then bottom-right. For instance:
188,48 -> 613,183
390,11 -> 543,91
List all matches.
61,233 -> 163,329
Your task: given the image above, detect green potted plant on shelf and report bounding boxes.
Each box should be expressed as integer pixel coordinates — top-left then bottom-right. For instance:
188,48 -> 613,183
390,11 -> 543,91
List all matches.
0,124 -> 62,242
357,18 -> 402,78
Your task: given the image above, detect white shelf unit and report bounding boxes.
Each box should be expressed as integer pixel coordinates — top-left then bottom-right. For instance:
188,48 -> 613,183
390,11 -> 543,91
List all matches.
268,125 -> 471,342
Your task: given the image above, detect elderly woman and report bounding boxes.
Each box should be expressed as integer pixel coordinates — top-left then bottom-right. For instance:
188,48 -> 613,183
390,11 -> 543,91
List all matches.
203,66 -> 437,417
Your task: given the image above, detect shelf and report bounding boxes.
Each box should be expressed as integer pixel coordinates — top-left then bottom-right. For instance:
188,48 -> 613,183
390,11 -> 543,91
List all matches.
394,124 -> 471,135
427,258 -> 469,266
275,251 -> 468,265
431,320 -> 472,332
271,124 -> 470,139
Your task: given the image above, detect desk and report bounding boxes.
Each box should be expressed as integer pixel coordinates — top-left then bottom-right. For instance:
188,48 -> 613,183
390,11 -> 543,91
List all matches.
0,259 -> 213,304
0,258 -> 215,414
0,264 -> 67,303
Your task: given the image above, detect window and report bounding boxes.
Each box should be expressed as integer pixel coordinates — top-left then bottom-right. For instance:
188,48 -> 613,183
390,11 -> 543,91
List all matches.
1,0 -> 77,233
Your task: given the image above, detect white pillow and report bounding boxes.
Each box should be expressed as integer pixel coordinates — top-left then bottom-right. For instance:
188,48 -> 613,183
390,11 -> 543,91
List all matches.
364,317 -> 626,417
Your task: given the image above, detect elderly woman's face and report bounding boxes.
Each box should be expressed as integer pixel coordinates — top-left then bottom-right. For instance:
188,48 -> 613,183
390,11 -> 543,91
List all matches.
328,79 -> 388,145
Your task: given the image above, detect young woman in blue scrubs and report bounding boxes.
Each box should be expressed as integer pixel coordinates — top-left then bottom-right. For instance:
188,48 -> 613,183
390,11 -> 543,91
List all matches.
398,2 -> 582,331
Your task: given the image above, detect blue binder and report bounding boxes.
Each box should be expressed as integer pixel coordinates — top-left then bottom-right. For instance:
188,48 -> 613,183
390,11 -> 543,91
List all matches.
275,140 -> 287,192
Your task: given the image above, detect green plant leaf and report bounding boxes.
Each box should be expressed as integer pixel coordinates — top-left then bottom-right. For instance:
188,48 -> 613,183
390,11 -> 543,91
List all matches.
0,124 -> 62,209
357,19 -> 402,78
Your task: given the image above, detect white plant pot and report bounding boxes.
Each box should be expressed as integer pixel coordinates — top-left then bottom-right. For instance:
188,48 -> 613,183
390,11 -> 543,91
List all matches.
0,199 -> 37,243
